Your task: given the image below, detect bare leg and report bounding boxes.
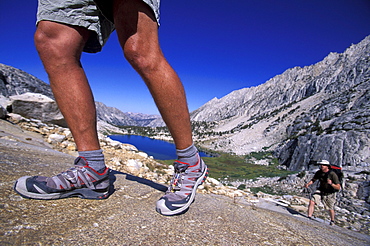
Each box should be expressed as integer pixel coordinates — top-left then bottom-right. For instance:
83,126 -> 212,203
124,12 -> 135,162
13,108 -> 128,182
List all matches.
307,200 -> 315,217
34,21 -> 100,151
113,0 -> 193,150
110,0 -> 210,215
329,209 -> 335,221
13,22 -> 109,201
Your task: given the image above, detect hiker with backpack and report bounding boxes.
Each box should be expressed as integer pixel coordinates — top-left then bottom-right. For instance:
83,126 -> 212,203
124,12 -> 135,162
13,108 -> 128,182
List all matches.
304,160 -> 341,225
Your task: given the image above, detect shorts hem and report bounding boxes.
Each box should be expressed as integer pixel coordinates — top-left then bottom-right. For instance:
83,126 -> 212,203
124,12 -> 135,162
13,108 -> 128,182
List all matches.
37,13 -> 103,53
37,13 -> 99,34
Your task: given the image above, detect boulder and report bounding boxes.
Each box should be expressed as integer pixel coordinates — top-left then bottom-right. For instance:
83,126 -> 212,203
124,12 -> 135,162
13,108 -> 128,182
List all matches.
0,105 -> 7,119
47,133 -> 66,144
124,159 -> 143,176
0,95 -> 10,119
9,92 -> 67,127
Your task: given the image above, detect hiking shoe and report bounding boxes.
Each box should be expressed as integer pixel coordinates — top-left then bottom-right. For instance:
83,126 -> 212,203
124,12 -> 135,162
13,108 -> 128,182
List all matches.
156,156 -> 208,216
329,220 -> 335,226
14,157 -> 110,200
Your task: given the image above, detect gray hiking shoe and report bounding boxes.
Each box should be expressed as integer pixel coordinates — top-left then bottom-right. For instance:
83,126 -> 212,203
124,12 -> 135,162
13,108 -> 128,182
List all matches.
156,156 -> 208,216
14,157 -> 110,200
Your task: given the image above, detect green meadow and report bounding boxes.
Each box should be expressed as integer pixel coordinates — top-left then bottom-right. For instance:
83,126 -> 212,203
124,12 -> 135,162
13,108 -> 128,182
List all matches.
159,151 -> 296,182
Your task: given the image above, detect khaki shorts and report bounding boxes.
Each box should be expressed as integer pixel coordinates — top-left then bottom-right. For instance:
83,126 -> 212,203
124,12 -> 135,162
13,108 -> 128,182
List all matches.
36,0 -> 160,53
311,192 -> 337,210
94,0 -> 160,25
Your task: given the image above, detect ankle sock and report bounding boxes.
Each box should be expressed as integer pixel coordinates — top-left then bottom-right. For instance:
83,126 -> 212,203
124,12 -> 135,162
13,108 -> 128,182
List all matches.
176,144 -> 199,165
78,149 -> 106,172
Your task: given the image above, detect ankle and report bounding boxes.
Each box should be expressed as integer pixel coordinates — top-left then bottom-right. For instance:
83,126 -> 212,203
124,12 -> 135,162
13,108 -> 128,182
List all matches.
78,149 -> 106,171
176,144 -> 199,165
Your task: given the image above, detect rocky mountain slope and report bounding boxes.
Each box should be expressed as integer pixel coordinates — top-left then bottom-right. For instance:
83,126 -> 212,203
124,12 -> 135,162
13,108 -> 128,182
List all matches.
1,116 -> 370,238
0,63 -> 162,127
1,40 -> 370,236
1,35 -> 369,173
125,111 -> 164,127
0,64 -> 54,99
2,136 -> 369,246
191,35 -> 370,171
95,101 -> 137,126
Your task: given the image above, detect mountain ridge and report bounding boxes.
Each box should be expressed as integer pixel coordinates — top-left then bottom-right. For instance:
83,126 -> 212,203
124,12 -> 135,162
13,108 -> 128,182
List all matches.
1,35 -> 369,171
0,63 -> 162,127
191,35 -> 370,171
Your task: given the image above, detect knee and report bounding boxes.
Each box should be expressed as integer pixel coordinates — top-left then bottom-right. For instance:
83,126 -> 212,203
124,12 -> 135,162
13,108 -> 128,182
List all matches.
34,28 -> 66,63
124,44 -> 161,74
34,27 -> 54,56
34,23 -> 85,67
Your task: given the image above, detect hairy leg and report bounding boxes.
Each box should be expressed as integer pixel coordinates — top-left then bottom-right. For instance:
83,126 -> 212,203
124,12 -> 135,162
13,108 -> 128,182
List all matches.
113,0 -> 193,150
34,21 -> 100,151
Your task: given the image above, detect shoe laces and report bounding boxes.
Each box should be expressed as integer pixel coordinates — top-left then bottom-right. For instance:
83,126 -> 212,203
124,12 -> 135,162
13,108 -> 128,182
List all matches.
61,166 -> 89,184
168,161 -> 189,192
168,159 -> 203,194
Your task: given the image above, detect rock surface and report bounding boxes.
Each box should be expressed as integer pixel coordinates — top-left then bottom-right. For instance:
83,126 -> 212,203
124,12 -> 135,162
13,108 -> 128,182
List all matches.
2,33 -> 369,172
190,35 -> 370,171
0,105 -> 7,119
1,119 -> 370,245
95,101 -> 138,127
0,63 -> 163,128
0,64 -> 54,99
9,92 -> 67,127
2,115 -> 370,234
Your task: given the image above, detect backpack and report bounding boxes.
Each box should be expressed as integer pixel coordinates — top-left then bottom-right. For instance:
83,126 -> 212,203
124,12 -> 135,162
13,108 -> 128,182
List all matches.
329,165 -> 344,193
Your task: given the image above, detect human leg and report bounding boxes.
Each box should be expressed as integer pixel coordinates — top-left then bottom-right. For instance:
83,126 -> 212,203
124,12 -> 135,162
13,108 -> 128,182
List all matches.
112,0 -> 208,215
35,21 -> 100,152
113,0 -> 193,150
322,193 -> 336,223
307,193 -> 320,218
329,209 -> 335,221
34,0 -> 113,154
14,0 -> 112,199
307,200 -> 315,218
14,22 -> 109,199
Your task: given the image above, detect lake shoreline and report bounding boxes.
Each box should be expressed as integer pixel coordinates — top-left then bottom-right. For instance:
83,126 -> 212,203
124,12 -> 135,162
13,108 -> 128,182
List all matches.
109,134 -> 213,160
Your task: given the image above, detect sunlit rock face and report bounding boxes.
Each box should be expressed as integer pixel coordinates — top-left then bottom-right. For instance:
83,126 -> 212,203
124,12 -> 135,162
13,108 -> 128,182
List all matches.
190,36 -> 370,170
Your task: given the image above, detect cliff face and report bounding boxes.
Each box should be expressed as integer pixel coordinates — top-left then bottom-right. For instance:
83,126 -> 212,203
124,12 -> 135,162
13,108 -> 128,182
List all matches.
0,64 -> 53,99
191,36 -> 370,170
95,101 -> 137,126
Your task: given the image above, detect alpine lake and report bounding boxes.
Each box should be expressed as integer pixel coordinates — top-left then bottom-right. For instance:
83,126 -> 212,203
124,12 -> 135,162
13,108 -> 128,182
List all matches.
109,135 -> 295,182
109,134 -> 213,160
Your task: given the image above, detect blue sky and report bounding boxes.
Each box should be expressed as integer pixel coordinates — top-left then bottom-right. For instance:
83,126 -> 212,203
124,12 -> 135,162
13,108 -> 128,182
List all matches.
1,0 -> 369,114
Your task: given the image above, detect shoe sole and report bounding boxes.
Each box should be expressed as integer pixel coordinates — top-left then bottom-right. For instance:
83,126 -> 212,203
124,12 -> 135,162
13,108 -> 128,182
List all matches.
156,163 -> 209,216
14,176 -> 109,200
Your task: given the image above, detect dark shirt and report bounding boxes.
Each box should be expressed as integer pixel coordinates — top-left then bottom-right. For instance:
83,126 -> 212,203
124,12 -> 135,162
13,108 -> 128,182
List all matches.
312,169 -> 340,194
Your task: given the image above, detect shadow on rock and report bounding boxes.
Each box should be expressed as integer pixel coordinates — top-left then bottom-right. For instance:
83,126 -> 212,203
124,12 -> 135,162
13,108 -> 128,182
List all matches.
109,169 -> 168,196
